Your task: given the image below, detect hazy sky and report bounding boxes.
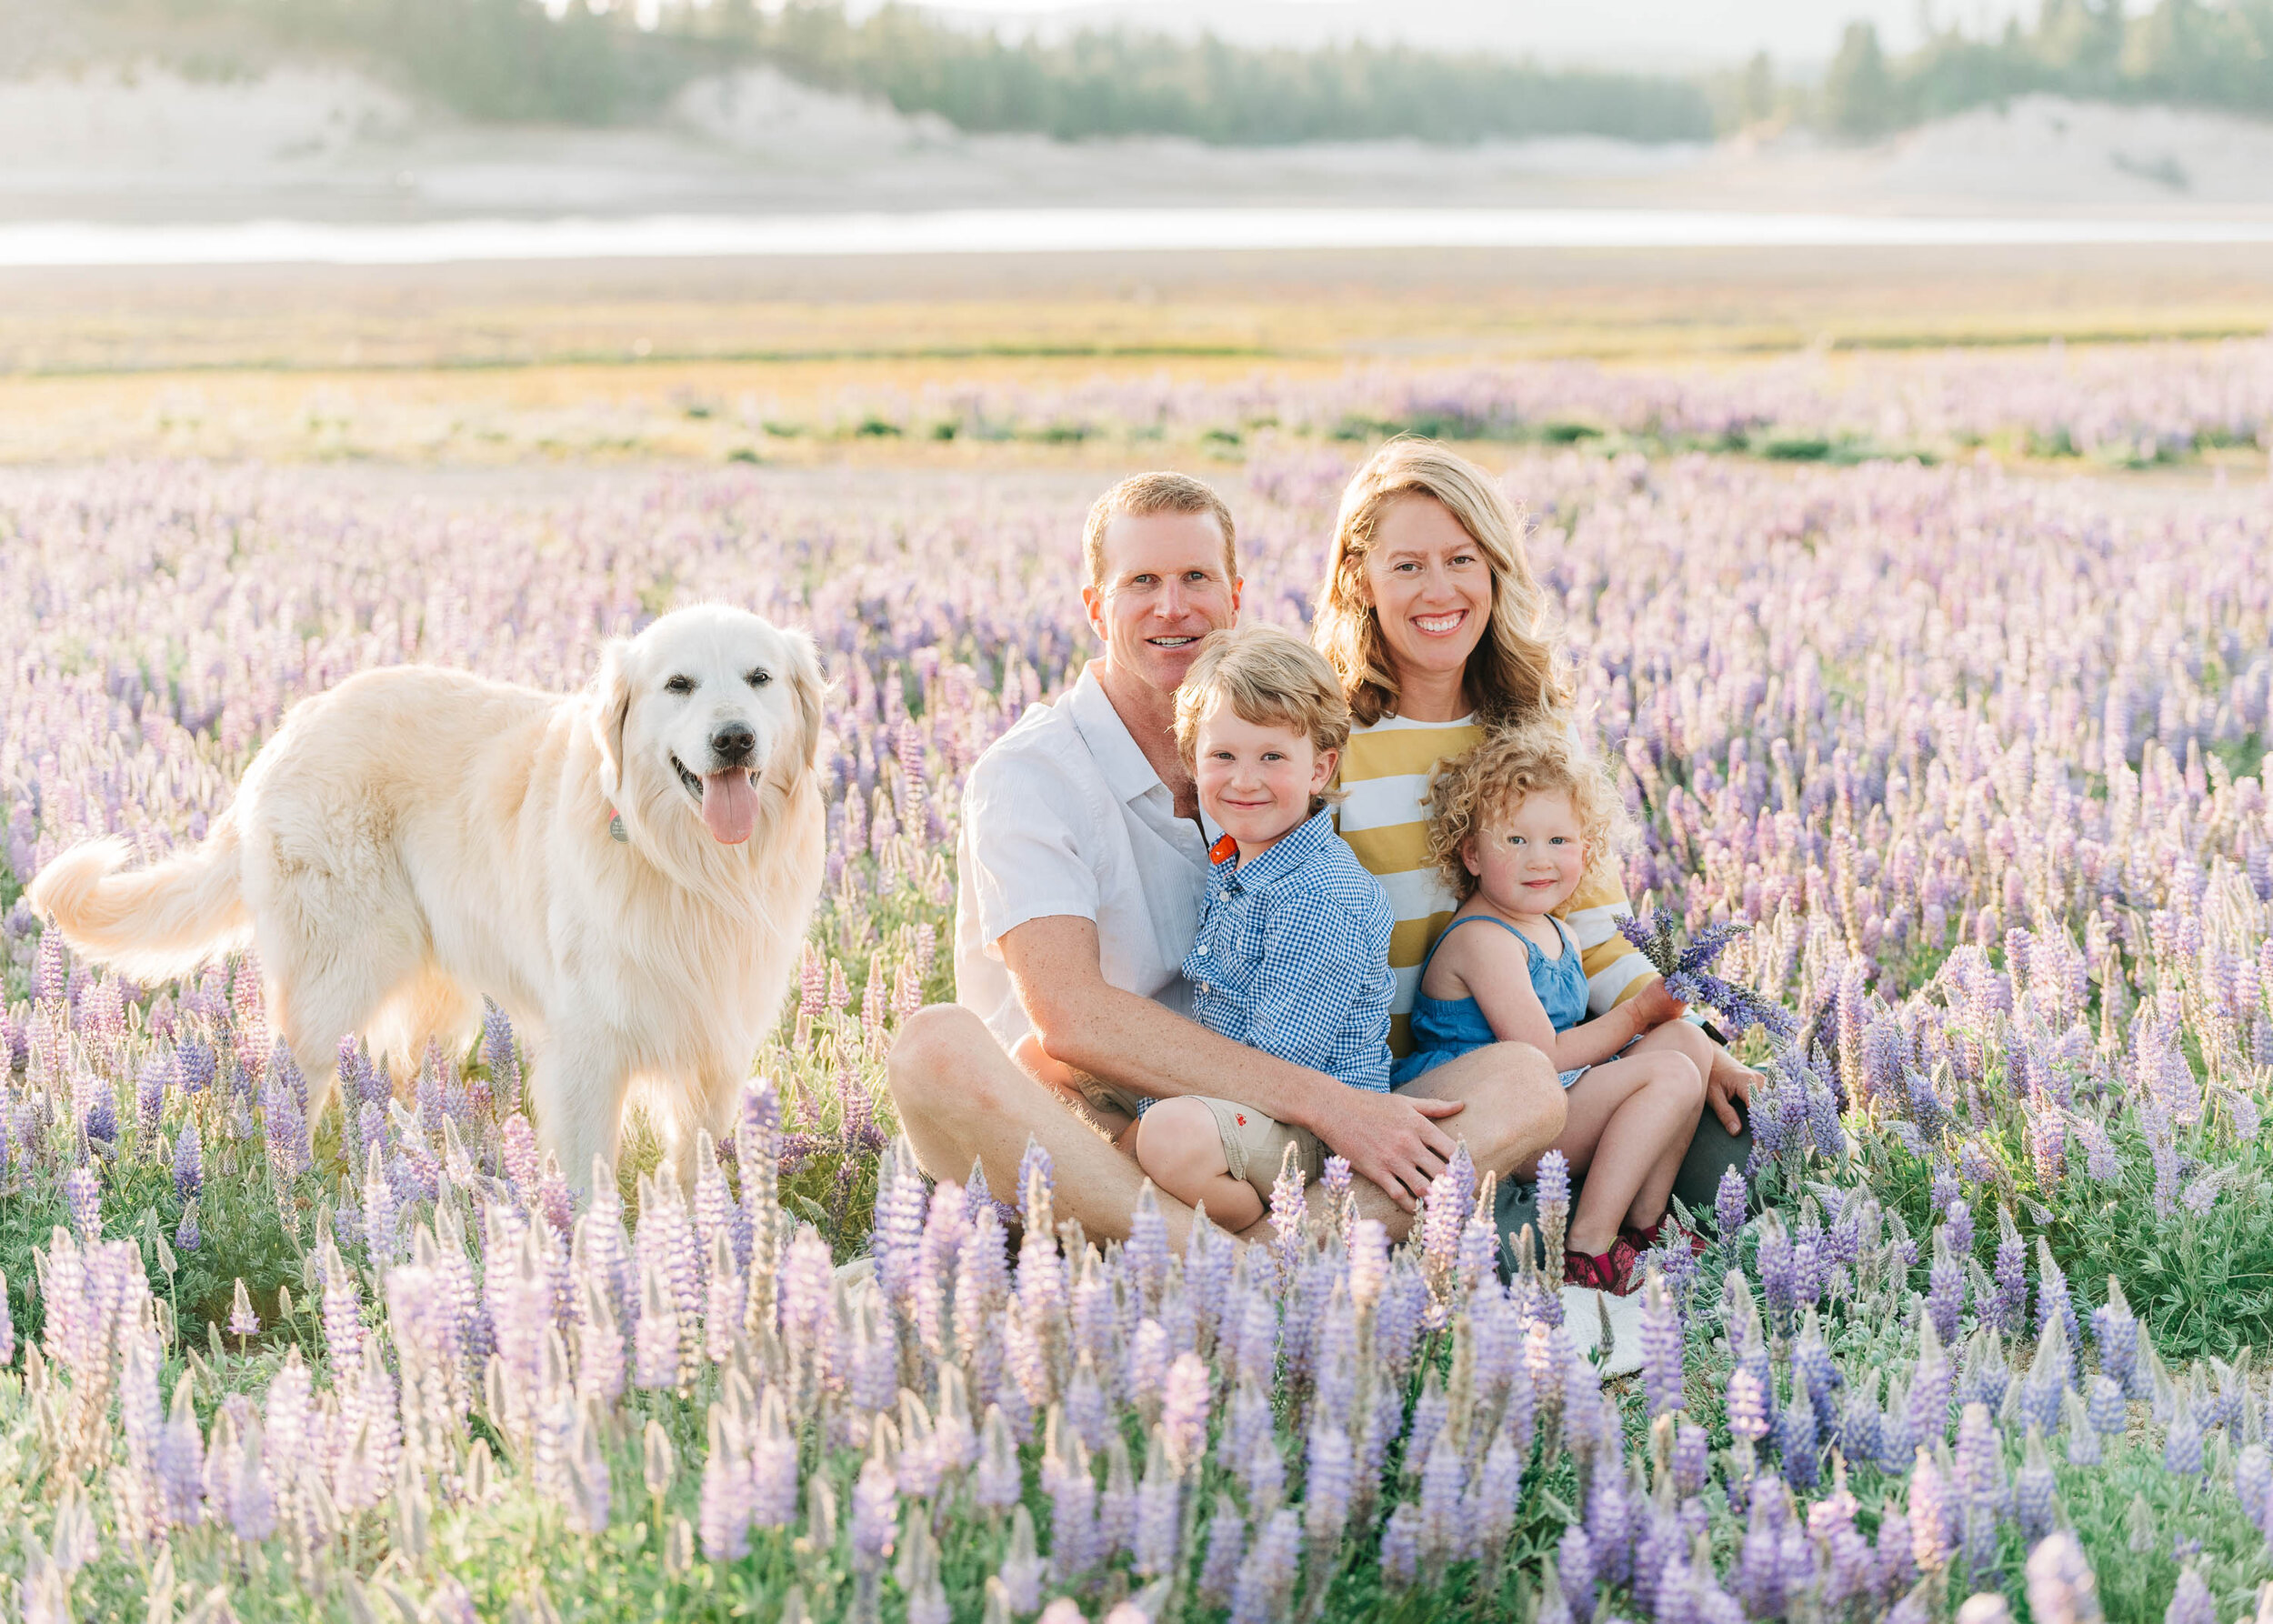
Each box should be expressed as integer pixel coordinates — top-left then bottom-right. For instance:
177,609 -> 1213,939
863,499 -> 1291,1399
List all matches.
916,1 -> 2083,68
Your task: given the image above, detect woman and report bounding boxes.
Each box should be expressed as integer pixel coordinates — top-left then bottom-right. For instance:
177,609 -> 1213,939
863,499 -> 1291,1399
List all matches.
1315,438 -> 1757,1269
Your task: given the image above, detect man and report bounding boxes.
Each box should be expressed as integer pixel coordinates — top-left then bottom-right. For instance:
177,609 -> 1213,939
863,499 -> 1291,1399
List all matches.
888,471 -> 1569,1248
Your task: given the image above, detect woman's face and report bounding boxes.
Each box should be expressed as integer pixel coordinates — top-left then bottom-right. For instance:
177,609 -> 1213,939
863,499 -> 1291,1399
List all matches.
1357,494 -> 1493,700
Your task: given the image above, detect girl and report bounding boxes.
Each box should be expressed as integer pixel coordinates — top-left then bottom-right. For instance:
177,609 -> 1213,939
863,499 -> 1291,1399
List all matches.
1401,722 -> 1717,1294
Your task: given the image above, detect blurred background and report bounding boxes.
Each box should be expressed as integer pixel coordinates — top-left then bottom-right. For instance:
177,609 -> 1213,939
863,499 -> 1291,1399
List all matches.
3,0 -> 2271,461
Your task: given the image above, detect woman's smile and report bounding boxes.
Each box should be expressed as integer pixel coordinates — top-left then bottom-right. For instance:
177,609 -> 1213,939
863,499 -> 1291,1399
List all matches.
1410,609 -> 1469,637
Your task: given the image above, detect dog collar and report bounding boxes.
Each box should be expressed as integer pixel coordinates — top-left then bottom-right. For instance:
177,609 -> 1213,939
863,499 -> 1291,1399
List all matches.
608,809 -> 628,844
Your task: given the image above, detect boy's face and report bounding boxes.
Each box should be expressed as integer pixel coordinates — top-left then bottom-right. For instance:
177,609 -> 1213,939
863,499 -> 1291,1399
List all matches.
1465,787 -> 1587,917
1193,697 -> 1337,854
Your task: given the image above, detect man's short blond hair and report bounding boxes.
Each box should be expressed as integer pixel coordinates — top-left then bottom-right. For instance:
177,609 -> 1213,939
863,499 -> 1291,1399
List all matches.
1083,471 -> 1238,589
1174,624 -> 1351,812
1426,721 -> 1625,899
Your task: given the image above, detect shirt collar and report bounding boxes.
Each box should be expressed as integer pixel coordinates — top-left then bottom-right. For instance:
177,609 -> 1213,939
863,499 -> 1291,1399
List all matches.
1066,660 -> 1170,806
1215,806 -> 1336,888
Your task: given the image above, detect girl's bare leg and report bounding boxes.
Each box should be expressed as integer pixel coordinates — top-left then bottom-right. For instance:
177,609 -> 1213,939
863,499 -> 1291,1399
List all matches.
1554,1049 -> 1707,1255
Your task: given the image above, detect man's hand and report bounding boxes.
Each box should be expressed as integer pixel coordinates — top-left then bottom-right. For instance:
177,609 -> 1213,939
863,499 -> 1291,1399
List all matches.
1314,1088 -> 1467,1212
1706,1042 -> 1756,1137
1627,977 -> 1689,1031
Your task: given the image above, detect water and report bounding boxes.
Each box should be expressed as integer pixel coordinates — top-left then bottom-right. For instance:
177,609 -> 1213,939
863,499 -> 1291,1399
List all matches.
4,207 -> 2273,266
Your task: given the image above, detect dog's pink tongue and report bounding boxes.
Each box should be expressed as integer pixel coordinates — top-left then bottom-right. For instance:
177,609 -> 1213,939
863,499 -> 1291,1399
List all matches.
700,772 -> 759,844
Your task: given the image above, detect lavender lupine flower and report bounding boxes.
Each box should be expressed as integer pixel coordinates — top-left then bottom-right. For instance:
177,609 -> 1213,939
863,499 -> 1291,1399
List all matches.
1377,1503 -> 1421,1592
1557,1524 -> 1597,1624
1197,1495 -> 1247,1608
1926,1234 -> 1965,1344
1715,1165 -> 1748,1241
227,1278 -> 258,1344
2165,1567 -> 2216,1624
2163,1398 -> 2204,1478
851,1437 -> 897,1569
1640,1271 -> 1685,1417
1001,1506 -> 1044,1614
2035,1238 -> 2080,1387
2235,1444 -> 2273,1539
1908,1449 -> 1954,1573
1537,1150 -> 1571,1264
63,1167 -> 99,1238
2015,1428 -> 2058,1541
2087,1375 -> 2128,1440
1991,1212 -> 2028,1336
1132,1434 -> 1181,1579
2093,1280 -> 2142,1398
1672,1419 -> 1710,1498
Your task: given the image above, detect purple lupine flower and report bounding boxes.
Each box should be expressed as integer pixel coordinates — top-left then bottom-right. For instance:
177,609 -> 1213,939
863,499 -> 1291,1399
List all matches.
63,1166 -> 100,1238
1908,1449 -> 1953,1572
1715,1165 -> 1748,1241
2092,1284 -> 2142,1398
2015,1429 -> 2058,1540
1160,1351 -> 1209,1471
851,1444 -> 896,1569
751,1389 -> 799,1529
1537,1151 -> 1572,1262
2034,1238 -> 2080,1388
699,1412 -> 752,1561
1467,1429 -> 1521,1558
2163,1399 -> 2203,1478
2087,1375 -> 2127,1439
1926,1235 -> 1965,1344
1777,1387 -> 1821,1489
1197,1495 -> 1247,1608
2235,1444 -> 2273,1539
227,1278 -> 258,1343
1557,1524 -> 1597,1624
1640,1272 -> 1685,1417
1727,1366 -> 1771,1443
1909,1321 -> 1953,1448
1377,1503 -> 1421,1591
1096,1437 -> 1137,1562
1991,1217 -> 2028,1336
1132,1438 -> 1181,1579
1672,1419 -> 1709,1498
2165,1567 -> 2216,1624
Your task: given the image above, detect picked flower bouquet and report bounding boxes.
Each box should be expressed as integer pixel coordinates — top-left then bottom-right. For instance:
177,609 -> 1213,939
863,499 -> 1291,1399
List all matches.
1617,909 -> 1797,1041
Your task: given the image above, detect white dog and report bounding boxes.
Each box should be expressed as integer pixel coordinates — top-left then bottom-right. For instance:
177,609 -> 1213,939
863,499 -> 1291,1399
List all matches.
27,604 -> 826,1188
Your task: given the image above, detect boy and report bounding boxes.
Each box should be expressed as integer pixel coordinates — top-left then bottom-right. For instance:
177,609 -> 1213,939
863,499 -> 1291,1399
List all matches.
1132,622 -> 1396,1228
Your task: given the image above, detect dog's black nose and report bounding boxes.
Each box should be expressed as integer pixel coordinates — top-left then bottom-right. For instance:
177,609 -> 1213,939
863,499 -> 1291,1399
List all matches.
710,722 -> 757,765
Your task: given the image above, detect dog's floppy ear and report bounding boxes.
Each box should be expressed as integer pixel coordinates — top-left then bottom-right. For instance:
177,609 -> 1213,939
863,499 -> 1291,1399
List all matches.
591,639 -> 633,800
784,627 -> 827,777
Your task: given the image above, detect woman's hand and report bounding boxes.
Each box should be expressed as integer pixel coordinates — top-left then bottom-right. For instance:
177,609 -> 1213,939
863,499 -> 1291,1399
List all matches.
1627,977 -> 1689,1031
1706,1044 -> 1756,1136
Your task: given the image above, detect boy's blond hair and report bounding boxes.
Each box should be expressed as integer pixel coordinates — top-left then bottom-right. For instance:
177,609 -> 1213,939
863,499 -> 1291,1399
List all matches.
1174,624 -> 1351,813
1425,721 -> 1624,900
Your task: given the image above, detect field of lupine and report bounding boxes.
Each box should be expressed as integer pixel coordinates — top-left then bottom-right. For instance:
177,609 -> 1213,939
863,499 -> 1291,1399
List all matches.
3,363 -> 2273,1624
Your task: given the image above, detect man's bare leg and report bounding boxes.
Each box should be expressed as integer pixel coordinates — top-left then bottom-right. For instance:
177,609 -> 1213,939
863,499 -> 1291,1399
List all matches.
1232,1039 -> 1564,1245
888,1005 -> 1201,1246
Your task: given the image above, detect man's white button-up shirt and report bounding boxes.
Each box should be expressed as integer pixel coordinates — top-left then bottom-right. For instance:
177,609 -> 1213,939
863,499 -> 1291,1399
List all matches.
955,661 -> 1217,1048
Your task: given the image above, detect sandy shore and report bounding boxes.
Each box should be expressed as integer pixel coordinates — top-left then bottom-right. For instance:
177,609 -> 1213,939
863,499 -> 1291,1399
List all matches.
6,63 -> 2273,225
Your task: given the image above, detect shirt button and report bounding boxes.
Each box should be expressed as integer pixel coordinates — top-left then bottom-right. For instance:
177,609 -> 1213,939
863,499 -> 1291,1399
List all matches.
1196,942 -> 1208,955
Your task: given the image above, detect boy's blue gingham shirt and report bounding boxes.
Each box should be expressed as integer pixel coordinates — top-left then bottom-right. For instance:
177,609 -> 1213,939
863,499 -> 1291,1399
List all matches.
1181,807 -> 1395,1093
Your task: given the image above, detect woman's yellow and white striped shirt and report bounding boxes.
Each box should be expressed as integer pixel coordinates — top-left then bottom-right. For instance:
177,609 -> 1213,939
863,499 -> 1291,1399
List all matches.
1333,714 -> 1658,1055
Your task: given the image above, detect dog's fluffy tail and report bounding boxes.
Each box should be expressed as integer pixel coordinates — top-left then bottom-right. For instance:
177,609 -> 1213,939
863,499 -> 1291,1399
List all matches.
25,821 -> 251,981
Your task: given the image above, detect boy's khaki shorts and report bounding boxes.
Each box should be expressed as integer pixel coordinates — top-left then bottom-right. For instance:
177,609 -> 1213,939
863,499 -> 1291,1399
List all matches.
1192,1097 -> 1326,1197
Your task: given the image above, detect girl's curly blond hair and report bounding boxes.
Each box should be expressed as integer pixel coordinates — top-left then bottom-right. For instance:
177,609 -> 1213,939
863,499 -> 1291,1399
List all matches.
1425,722 -> 1626,901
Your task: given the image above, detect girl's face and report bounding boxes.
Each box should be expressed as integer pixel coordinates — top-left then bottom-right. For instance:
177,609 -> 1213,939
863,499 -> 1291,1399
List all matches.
1193,698 -> 1337,856
1465,786 -> 1587,917
1358,494 -> 1494,699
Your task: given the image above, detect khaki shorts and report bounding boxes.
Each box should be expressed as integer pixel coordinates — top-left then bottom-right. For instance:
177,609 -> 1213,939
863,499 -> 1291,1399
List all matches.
1074,1074 -> 1149,1123
1191,1097 -> 1325,1198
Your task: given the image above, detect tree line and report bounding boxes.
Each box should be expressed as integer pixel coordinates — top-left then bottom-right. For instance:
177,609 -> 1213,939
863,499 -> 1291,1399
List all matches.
1815,0 -> 2273,139
60,0 -> 2273,142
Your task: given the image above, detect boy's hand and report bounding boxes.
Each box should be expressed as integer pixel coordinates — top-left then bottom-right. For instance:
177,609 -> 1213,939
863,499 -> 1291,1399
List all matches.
1317,1089 -> 1465,1212
1627,978 -> 1689,1030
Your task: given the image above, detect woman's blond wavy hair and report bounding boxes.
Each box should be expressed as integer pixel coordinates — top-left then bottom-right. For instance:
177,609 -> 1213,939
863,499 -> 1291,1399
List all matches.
1312,438 -> 1569,727
1425,722 -> 1626,902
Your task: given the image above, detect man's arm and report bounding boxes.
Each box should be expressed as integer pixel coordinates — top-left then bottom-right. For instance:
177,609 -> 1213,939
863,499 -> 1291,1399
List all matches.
1001,915 -> 1465,1209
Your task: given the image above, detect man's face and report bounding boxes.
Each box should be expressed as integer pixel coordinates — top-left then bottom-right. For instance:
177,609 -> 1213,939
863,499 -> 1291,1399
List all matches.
1081,508 -> 1241,699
